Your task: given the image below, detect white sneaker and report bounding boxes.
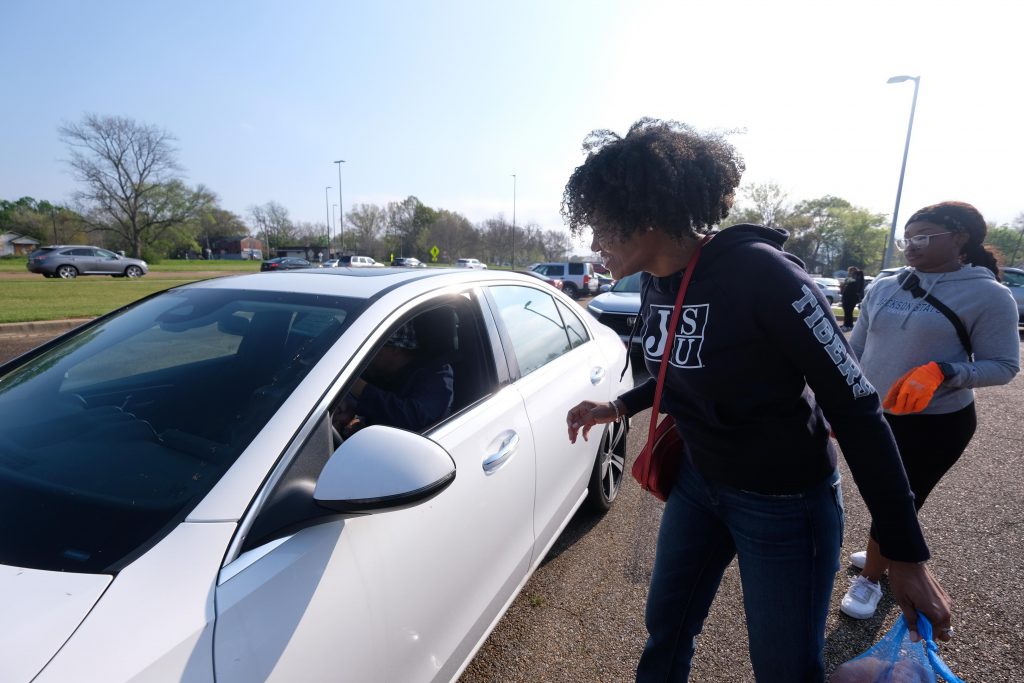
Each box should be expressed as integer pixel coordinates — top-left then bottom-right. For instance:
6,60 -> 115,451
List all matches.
841,576 -> 882,619
849,550 -> 867,569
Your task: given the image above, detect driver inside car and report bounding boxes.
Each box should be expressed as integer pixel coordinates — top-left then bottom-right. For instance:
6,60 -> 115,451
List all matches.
331,313 -> 455,437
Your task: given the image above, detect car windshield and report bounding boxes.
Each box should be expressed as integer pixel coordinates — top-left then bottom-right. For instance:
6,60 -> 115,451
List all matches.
611,273 -> 642,293
0,287 -> 364,574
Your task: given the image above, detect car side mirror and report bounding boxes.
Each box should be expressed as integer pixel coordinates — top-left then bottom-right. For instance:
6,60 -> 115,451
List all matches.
599,284 -> 611,294
314,425 -> 456,514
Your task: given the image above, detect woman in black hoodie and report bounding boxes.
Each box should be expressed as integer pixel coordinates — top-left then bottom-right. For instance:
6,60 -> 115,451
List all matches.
563,118 -> 951,682
841,266 -> 865,331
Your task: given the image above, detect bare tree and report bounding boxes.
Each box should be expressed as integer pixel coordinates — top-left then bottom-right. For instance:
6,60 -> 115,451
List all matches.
248,201 -> 294,255
59,114 -> 210,257
347,203 -> 387,255
740,182 -> 789,228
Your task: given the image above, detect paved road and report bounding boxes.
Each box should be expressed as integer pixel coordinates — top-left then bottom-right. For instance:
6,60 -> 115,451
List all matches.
1,321 -> 1021,681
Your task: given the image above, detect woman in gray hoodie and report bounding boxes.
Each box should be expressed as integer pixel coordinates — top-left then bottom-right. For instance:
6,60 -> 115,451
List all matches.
841,201 -> 1020,621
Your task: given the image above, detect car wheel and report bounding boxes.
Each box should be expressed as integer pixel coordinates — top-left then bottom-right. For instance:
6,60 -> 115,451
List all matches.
56,265 -> 78,280
586,418 -> 627,513
562,283 -> 579,299
125,265 -> 144,278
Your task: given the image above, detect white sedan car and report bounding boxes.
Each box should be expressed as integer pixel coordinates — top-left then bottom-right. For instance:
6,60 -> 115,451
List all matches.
0,268 -> 631,683
813,277 -> 842,305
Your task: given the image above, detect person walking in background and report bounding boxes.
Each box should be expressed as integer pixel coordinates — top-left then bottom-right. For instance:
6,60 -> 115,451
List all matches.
840,201 -> 1020,620
561,118 -> 952,683
841,266 -> 865,331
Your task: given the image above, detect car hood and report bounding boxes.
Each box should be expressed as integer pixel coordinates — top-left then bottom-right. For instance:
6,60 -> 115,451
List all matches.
0,564 -> 111,682
588,291 -> 640,314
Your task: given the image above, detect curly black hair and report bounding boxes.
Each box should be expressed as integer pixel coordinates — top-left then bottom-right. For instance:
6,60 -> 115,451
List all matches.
906,201 -> 1000,279
561,118 -> 745,242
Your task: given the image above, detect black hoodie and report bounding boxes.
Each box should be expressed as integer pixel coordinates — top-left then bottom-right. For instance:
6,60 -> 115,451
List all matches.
618,225 -> 928,562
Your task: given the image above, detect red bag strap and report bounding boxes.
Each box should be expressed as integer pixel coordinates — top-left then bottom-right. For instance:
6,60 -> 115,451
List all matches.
646,235 -> 709,447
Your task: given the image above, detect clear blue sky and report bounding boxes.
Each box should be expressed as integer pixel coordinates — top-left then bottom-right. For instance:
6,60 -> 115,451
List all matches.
2,0 -> 1021,250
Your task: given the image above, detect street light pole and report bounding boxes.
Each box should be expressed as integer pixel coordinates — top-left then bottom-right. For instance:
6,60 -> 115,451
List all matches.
882,75 -> 921,270
334,160 -> 345,254
324,186 -> 332,259
511,174 -> 517,269
332,203 -> 338,255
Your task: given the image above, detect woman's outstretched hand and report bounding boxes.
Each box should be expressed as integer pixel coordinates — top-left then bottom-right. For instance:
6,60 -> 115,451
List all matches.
567,400 -> 619,443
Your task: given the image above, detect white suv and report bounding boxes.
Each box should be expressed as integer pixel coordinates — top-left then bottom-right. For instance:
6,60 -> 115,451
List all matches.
531,261 -> 598,299
456,258 -> 487,269
336,255 -> 383,267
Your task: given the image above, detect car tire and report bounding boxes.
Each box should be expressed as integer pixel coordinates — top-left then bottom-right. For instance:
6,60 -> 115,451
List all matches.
585,418 -> 627,513
56,265 -> 78,280
125,265 -> 144,278
562,283 -> 579,299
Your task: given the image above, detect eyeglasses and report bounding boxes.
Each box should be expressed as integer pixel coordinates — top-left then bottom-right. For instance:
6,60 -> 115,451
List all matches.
895,232 -> 954,251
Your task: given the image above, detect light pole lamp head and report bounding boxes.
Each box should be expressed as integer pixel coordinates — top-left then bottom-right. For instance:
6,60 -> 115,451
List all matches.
887,75 -> 920,84
334,159 -> 346,164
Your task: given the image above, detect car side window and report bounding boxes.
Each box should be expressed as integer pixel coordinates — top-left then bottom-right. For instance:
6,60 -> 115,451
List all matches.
568,263 -> 583,275
1004,271 -> 1023,287
97,248 -> 118,259
489,285 -> 572,376
556,299 -> 590,349
67,248 -> 91,256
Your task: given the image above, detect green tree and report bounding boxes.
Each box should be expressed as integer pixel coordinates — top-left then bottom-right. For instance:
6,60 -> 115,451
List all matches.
1,197 -> 87,245
987,214 -> 1024,267
60,114 -> 210,258
419,209 -> 477,264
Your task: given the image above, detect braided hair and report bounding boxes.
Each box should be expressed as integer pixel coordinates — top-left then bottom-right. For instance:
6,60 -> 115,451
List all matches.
561,118 -> 745,243
906,201 -> 1000,280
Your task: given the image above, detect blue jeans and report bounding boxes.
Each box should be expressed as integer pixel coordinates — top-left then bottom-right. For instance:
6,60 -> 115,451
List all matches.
637,459 -> 844,682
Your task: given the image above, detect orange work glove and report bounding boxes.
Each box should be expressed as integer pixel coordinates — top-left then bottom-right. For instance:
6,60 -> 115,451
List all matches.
882,362 -> 945,415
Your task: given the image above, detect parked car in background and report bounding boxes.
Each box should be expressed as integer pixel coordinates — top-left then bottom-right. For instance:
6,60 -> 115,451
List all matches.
0,268 -> 630,682
587,272 -> 642,349
336,255 -> 383,267
530,261 -> 598,299
392,257 -> 426,268
813,277 -> 841,305
1002,266 -> 1024,325
456,258 -> 487,269
519,269 -> 563,291
322,258 -> 340,268
26,245 -> 148,279
261,257 -> 313,272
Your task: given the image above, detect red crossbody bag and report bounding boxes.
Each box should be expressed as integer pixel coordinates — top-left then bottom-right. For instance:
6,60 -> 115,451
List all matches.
630,238 -> 706,501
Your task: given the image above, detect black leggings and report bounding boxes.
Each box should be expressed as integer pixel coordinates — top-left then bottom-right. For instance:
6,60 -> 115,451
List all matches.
870,403 -> 977,539
842,300 -> 857,328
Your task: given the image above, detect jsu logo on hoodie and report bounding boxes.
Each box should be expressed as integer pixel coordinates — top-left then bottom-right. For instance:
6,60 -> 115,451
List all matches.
643,304 -> 709,369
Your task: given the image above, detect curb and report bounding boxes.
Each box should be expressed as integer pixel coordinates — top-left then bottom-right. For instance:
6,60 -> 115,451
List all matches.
0,318 -> 94,338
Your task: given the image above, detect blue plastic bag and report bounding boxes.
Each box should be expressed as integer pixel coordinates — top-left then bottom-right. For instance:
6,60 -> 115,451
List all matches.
831,612 -> 963,682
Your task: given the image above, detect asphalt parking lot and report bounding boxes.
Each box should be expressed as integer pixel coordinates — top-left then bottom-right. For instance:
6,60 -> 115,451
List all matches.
1,315 -> 1021,682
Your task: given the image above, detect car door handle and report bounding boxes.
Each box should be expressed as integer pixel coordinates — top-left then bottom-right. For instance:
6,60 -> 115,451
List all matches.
483,431 -> 519,474
590,366 -> 606,385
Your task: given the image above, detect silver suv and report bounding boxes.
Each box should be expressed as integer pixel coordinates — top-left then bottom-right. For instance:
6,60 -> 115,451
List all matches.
26,245 -> 149,279
530,261 -> 598,299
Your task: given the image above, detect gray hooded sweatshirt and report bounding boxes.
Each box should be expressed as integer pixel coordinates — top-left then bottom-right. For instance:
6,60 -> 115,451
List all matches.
850,265 -> 1020,415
